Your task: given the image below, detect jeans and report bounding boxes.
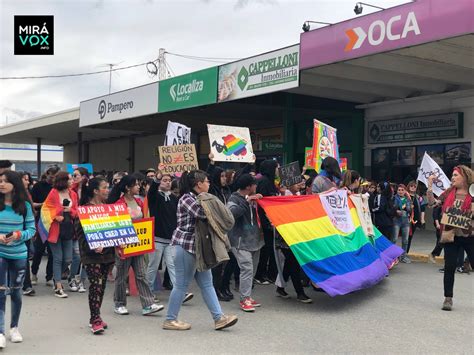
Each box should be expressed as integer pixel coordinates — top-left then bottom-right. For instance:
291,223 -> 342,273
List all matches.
443,237 -> 474,297
70,240 -> 87,281
166,245 -> 222,321
0,257 -> 27,334
232,247 -> 260,300
49,238 -> 73,284
22,240 -> 32,290
146,241 -> 175,290
392,219 -> 410,255
31,237 -> 53,281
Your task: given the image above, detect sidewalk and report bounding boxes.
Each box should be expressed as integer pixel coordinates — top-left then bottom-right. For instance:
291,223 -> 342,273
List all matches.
404,228 -> 443,263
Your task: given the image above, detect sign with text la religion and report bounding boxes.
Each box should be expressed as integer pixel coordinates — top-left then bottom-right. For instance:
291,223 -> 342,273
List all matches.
159,67 -> 218,113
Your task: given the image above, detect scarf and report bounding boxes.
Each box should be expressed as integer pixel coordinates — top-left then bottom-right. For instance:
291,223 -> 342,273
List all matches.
319,169 -> 341,186
441,167 -> 472,213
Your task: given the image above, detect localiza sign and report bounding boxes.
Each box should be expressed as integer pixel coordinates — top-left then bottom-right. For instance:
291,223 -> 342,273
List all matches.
218,45 -> 299,102
80,82 -> 159,127
159,67 -> 218,113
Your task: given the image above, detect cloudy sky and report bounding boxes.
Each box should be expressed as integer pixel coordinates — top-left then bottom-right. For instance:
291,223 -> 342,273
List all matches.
0,0 -> 407,125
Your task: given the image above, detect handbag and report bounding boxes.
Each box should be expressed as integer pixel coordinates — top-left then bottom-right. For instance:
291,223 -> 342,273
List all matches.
440,227 -> 455,244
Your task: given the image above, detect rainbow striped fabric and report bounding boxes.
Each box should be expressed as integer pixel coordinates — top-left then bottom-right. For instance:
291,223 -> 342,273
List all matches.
38,192 -> 60,242
258,195 -> 403,296
222,134 -> 247,157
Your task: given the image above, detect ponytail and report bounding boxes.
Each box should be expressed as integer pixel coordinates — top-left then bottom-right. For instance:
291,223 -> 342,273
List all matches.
179,170 -> 208,196
107,175 -> 136,203
80,177 -> 107,206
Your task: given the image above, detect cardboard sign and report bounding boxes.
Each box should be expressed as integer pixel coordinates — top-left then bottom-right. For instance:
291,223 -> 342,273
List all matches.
122,218 -> 155,257
77,203 -> 139,249
304,147 -> 314,169
311,119 -> 339,172
164,121 -> 191,146
207,124 -> 254,162
441,199 -> 472,230
279,161 -> 302,187
158,144 -> 199,174
339,158 -> 348,172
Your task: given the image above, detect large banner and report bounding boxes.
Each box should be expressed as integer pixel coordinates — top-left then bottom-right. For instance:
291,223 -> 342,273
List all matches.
158,144 -> 199,174
218,45 -> 299,102
207,124 -> 254,163
77,204 -> 140,249
164,121 -> 191,146
417,152 -> 451,196
122,218 -> 155,258
311,119 -> 339,172
319,189 -> 355,234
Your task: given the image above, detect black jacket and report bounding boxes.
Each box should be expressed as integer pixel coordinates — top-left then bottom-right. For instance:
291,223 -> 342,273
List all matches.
147,180 -> 178,241
207,164 -> 231,204
371,194 -> 395,227
257,160 -> 279,230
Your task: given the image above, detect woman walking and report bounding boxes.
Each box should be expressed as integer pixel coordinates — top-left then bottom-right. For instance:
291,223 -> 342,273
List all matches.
108,175 -> 163,316
163,170 -> 237,331
392,184 -> 412,263
39,171 -> 78,298
0,171 -> 36,348
427,166 -> 473,311
75,177 -> 115,334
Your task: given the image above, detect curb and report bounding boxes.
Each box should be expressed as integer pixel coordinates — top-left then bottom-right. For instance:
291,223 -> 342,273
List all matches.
408,253 -> 444,265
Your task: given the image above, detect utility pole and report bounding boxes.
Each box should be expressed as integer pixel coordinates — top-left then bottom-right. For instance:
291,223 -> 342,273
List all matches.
158,48 -> 167,80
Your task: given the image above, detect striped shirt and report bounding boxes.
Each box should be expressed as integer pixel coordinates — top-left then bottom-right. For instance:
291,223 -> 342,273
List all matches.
171,193 -> 206,254
0,202 -> 36,260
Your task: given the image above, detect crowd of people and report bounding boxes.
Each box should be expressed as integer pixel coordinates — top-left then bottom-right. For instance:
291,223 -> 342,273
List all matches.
0,156 -> 472,347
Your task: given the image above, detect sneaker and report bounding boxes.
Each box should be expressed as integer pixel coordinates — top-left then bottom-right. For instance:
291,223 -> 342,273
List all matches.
46,279 -> 54,287
23,287 -> 35,296
31,274 -> 38,285
297,293 -> 313,304
456,267 -> 464,274
400,255 -> 412,264
54,288 -> 68,298
162,320 -> 191,331
438,268 -> 445,273
183,292 -> 193,304
78,282 -> 86,293
249,297 -> 261,307
0,334 -> 5,348
90,320 -> 104,335
442,297 -> 453,311
89,319 -> 108,329
68,279 -> 79,292
254,278 -> 270,285
215,314 -> 238,330
142,303 -> 164,316
240,298 -> 255,312
276,287 -> 290,299
126,288 -> 130,296
428,254 -> 436,264
9,328 -> 22,343
114,306 -> 129,315
153,296 -> 161,303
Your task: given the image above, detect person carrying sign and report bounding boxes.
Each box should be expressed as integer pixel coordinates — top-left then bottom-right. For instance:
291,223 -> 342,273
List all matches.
427,165 -> 474,311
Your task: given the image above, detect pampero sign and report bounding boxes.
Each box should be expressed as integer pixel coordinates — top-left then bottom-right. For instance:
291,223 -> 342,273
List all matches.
367,113 -> 463,144
218,45 -> 299,102
79,82 -> 159,127
159,67 -> 218,113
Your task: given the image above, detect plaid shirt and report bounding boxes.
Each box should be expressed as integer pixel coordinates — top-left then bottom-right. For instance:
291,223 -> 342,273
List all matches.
171,192 -> 206,254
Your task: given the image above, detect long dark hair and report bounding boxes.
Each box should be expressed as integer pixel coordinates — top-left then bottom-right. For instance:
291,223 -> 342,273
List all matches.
179,170 -> 208,196
0,171 -> 29,216
321,157 -> 342,180
80,177 -> 107,206
107,175 -> 137,203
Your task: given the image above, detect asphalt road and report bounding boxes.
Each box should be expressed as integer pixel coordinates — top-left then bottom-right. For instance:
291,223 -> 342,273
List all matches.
4,261 -> 473,354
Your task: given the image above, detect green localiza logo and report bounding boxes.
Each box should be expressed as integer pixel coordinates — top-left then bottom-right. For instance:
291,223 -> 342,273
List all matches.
159,67 -> 218,113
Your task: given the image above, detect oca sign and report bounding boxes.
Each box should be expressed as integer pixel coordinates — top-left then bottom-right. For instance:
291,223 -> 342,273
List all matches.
345,11 -> 420,51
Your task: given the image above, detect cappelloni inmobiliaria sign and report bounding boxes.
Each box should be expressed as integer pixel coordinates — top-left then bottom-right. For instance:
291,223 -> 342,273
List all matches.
218,44 -> 300,102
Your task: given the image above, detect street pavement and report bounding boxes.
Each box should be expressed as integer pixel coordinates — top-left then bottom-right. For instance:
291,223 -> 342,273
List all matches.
4,254 -> 473,354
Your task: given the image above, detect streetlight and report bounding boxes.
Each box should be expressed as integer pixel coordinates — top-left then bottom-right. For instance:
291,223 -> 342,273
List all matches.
302,21 -> 333,32
354,2 -> 385,15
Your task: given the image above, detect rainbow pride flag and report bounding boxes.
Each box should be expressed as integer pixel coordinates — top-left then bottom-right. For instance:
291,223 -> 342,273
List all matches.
38,192 -> 62,243
258,195 -> 402,296
222,134 -> 247,156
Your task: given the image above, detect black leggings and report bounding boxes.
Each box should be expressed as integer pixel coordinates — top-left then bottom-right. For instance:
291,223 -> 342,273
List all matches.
255,228 -> 277,281
281,248 -> 304,296
31,237 -> 53,281
443,237 -> 474,297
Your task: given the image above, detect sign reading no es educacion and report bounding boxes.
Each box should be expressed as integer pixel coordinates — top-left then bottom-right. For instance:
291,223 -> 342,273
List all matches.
159,67 -> 218,113
367,113 -> 463,144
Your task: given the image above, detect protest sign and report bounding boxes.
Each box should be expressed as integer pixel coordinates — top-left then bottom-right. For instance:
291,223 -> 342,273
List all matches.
339,158 -> 348,172
122,218 -> 155,257
350,194 -> 375,237
279,161 -> 302,187
207,124 -> 254,163
417,152 -> 451,196
164,121 -> 191,146
311,119 -> 339,172
77,203 -> 139,249
158,144 -> 199,174
319,189 -> 355,234
66,163 -> 93,174
441,199 -> 472,230
304,147 -> 314,169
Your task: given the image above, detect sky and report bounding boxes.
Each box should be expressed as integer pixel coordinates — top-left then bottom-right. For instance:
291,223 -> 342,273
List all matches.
0,0 -> 408,125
